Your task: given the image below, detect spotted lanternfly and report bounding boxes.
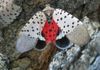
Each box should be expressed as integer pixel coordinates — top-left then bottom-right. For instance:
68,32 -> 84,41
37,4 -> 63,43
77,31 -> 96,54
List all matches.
16,5 -> 90,53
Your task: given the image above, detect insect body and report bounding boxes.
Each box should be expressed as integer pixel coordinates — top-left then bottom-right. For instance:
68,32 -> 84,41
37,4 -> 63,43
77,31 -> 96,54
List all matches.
42,19 -> 59,43
17,5 -> 90,52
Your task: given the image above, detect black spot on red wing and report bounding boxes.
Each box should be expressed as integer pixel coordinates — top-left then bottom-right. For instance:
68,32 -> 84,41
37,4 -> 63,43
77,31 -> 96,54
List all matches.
49,35 -> 51,37
53,34 -> 56,37
52,26 -> 54,29
45,31 -> 48,34
54,30 -> 56,32
49,29 -> 52,32
52,22 -> 54,24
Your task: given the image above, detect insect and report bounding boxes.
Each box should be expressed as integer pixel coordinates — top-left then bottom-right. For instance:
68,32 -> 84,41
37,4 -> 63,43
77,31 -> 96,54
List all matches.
16,5 -> 90,53
0,0 -> 22,25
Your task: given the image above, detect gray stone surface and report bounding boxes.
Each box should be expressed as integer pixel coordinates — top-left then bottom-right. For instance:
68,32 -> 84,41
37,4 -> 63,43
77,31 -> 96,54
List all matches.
0,31 -> 3,42
90,32 -> 100,54
0,53 -> 9,70
49,45 -> 81,70
88,56 -> 100,70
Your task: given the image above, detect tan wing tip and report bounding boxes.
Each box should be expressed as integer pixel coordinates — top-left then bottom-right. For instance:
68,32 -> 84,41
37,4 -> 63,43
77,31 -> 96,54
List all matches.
43,4 -> 54,16
43,4 -> 54,12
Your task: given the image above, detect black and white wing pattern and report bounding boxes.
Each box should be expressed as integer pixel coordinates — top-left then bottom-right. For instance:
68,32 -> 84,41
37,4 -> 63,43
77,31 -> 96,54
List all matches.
19,11 -> 46,40
0,0 -> 22,26
53,9 -> 83,39
53,9 -> 90,46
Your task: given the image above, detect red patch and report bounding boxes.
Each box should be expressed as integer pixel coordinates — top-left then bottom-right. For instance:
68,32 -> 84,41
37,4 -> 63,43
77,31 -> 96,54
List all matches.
42,19 -> 59,43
